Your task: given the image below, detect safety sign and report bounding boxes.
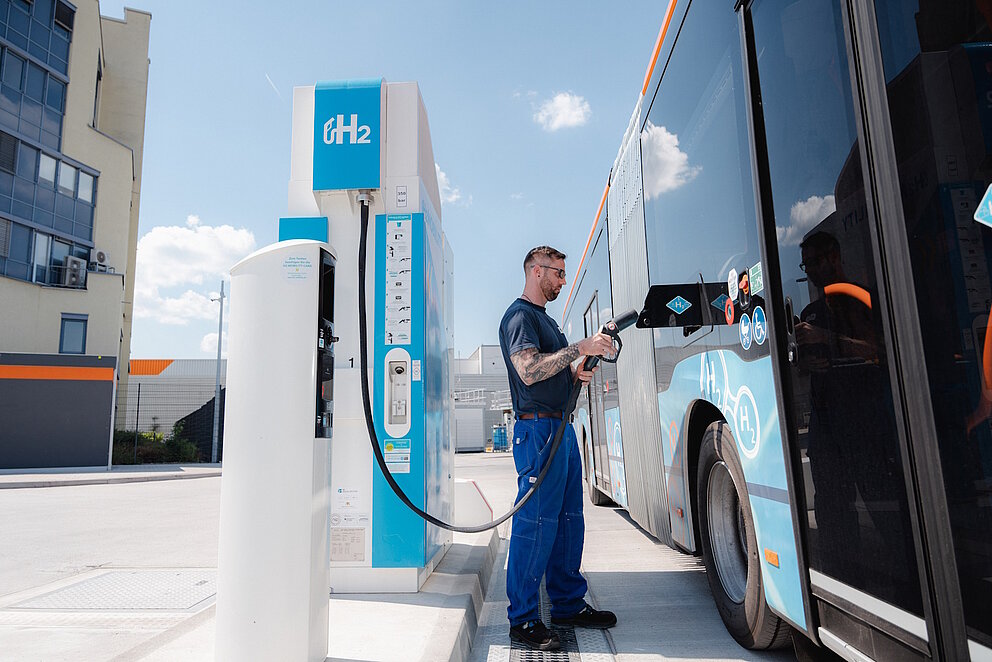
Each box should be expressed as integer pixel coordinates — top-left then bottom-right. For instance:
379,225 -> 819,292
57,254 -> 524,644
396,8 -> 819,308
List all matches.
724,297 -> 735,326
739,313 -> 752,350
728,269 -> 739,301
667,295 -> 692,315
974,183 -> 992,229
752,306 -> 767,345
749,262 -> 764,296
711,293 -> 729,313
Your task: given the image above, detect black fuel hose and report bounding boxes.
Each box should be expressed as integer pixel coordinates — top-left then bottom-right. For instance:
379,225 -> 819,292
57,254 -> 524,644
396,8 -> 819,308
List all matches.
356,197 -> 638,533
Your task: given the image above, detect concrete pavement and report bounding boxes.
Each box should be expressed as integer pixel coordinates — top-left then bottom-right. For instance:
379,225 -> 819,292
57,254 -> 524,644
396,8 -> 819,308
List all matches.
0,453 -> 797,661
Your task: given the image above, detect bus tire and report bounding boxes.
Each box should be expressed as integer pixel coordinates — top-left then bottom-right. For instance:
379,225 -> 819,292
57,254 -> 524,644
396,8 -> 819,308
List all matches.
697,421 -> 789,649
584,436 -> 613,506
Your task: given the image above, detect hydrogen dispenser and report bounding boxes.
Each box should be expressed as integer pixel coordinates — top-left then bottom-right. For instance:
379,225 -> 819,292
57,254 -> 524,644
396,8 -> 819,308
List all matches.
215,241 -> 336,661
283,79 -> 454,593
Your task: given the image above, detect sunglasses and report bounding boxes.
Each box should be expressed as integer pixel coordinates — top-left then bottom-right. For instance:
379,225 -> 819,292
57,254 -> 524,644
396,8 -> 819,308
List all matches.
535,263 -> 566,279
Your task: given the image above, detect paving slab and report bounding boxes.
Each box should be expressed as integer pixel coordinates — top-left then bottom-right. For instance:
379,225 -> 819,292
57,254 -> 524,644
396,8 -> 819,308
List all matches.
0,453 -> 800,661
0,457 -> 503,662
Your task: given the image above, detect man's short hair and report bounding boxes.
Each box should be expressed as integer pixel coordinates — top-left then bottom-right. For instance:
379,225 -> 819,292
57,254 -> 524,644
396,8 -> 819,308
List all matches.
800,231 -> 840,255
524,246 -> 567,273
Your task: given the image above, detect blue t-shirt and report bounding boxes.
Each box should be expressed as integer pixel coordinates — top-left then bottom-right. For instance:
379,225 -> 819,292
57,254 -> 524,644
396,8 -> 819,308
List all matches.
499,298 -> 573,414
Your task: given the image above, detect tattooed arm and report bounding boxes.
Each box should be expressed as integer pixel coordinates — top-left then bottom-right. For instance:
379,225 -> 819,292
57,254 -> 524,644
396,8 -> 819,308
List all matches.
510,332 -> 615,386
510,346 -> 581,386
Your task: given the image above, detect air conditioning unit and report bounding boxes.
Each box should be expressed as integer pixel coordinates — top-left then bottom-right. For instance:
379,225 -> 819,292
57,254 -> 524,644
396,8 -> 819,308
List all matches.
63,255 -> 86,287
90,248 -> 109,272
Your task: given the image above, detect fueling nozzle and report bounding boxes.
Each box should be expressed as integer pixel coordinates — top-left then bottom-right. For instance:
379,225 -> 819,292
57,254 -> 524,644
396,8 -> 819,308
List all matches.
584,309 -> 639,370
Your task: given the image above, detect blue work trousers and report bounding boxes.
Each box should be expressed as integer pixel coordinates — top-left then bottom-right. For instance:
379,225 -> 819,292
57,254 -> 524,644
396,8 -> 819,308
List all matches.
506,417 -> 587,626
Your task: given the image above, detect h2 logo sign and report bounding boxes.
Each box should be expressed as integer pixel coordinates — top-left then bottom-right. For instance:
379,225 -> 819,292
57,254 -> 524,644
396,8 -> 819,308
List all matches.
323,113 -> 371,145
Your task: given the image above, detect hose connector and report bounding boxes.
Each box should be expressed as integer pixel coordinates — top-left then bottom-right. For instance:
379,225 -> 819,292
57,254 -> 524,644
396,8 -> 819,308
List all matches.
356,189 -> 372,206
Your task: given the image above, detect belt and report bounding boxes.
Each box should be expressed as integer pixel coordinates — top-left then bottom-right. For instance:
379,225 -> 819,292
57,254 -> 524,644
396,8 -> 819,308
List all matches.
516,411 -> 564,420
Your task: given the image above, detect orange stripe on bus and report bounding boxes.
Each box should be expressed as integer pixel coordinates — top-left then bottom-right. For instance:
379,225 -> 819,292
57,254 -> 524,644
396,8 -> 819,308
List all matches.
641,0 -> 679,97
563,182 -> 610,319
0,366 -> 115,381
129,359 -> 174,376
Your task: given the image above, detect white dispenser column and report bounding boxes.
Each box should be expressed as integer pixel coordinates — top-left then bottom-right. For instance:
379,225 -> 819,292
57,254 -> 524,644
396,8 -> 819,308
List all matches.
215,240 -> 335,662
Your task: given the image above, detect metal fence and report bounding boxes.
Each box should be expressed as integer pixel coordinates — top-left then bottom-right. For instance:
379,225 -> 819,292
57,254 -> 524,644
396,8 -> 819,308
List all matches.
115,379 -> 225,462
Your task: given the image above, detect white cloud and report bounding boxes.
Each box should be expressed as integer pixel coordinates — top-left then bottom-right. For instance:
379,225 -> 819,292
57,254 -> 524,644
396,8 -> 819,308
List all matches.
640,121 -> 701,199
510,192 -> 523,200
133,215 -> 256,325
533,92 -> 591,131
778,194 -> 836,246
435,163 -> 462,205
200,332 -> 229,356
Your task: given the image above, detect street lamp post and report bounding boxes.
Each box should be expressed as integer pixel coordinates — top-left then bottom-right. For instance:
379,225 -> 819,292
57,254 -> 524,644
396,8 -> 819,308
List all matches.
211,281 -> 225,463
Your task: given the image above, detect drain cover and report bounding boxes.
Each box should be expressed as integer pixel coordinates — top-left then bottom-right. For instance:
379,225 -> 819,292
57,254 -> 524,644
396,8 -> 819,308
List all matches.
10,570 -> 216,612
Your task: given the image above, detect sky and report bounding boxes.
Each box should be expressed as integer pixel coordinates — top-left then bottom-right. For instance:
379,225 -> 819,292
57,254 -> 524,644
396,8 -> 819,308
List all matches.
99,1 -> 668,359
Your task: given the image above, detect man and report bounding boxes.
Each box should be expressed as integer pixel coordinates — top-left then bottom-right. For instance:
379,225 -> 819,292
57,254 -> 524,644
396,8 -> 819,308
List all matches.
498,245 -> 618,651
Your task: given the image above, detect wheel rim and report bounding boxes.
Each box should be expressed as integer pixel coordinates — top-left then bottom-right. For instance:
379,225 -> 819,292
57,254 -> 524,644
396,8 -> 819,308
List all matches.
707,461 -> 748,603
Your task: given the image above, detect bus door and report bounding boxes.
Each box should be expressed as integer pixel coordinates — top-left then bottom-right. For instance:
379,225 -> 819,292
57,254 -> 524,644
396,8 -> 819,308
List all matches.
584,293 -> 610,497
744,0 -> 930,656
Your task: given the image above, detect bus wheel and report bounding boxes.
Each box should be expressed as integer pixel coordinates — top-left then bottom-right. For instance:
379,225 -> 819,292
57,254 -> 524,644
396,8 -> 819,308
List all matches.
584,436 -> 612,506
697,421 -> 790,649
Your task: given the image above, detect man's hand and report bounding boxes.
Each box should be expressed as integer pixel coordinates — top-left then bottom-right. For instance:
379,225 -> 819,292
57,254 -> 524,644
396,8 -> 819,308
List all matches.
577,332 -> 615,360
574,364 -> 599,383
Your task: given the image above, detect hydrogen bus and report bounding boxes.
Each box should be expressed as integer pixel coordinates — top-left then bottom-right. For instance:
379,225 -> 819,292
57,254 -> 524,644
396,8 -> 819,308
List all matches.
562,1 -> 992,660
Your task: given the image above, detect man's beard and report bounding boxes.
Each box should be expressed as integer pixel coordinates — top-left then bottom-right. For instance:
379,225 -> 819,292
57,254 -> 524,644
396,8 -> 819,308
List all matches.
542,280 -> 561,302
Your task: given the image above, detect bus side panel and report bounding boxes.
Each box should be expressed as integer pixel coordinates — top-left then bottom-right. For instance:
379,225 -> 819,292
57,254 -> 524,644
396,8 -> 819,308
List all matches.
661,349 -> 807,630
609,103 -> 673,547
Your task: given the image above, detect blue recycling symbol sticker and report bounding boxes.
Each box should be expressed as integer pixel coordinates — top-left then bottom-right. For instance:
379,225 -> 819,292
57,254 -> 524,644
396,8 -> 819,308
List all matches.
739,313 -> 752,350
666,295 -> 692,315
710,293 -> 729,312
752,306 -> 767,345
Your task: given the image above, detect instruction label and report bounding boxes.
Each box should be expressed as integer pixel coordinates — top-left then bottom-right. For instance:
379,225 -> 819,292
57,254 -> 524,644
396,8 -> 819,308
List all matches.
282,256 -> 313,281
330,527 -> 366,562
385,438 -> 411,474
334,487 -> 361,511
384,219 -> 413,345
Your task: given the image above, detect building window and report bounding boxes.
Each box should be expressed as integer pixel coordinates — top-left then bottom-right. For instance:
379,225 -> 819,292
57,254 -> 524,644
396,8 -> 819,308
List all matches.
0,217 -> 10,256
32,229 -> 48,282
38,151 -> 54,183
2,51 -> 23,89
78,171 -> 92,203
59,313 -> 86,354
56,160 -> 73,194
0,220 -> 91,286
0,131 -> 16,172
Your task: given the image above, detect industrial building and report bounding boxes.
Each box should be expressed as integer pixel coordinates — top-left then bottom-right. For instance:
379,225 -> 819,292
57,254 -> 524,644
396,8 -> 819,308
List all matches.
0,1 -> 150,469
453,345 -> 512,452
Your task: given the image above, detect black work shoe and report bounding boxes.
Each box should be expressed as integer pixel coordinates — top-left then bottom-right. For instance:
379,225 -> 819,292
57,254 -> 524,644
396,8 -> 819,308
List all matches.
551,604 -> 617,629
509,620 -> 561,650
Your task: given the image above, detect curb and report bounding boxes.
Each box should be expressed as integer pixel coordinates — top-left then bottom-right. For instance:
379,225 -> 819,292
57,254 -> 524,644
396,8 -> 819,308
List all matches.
0,470 -> 222,489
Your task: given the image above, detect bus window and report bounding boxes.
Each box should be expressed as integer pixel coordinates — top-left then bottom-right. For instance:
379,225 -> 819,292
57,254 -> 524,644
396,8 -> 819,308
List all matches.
751,0 -> 924,617
640,0 -> 761,351
875,0 -> 992,646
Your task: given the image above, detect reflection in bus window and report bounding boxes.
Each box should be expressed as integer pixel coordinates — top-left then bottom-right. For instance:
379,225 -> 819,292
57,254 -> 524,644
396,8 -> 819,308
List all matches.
641,1 -> 759,300
875,0 -> 992,644
752,0 -> 923,614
